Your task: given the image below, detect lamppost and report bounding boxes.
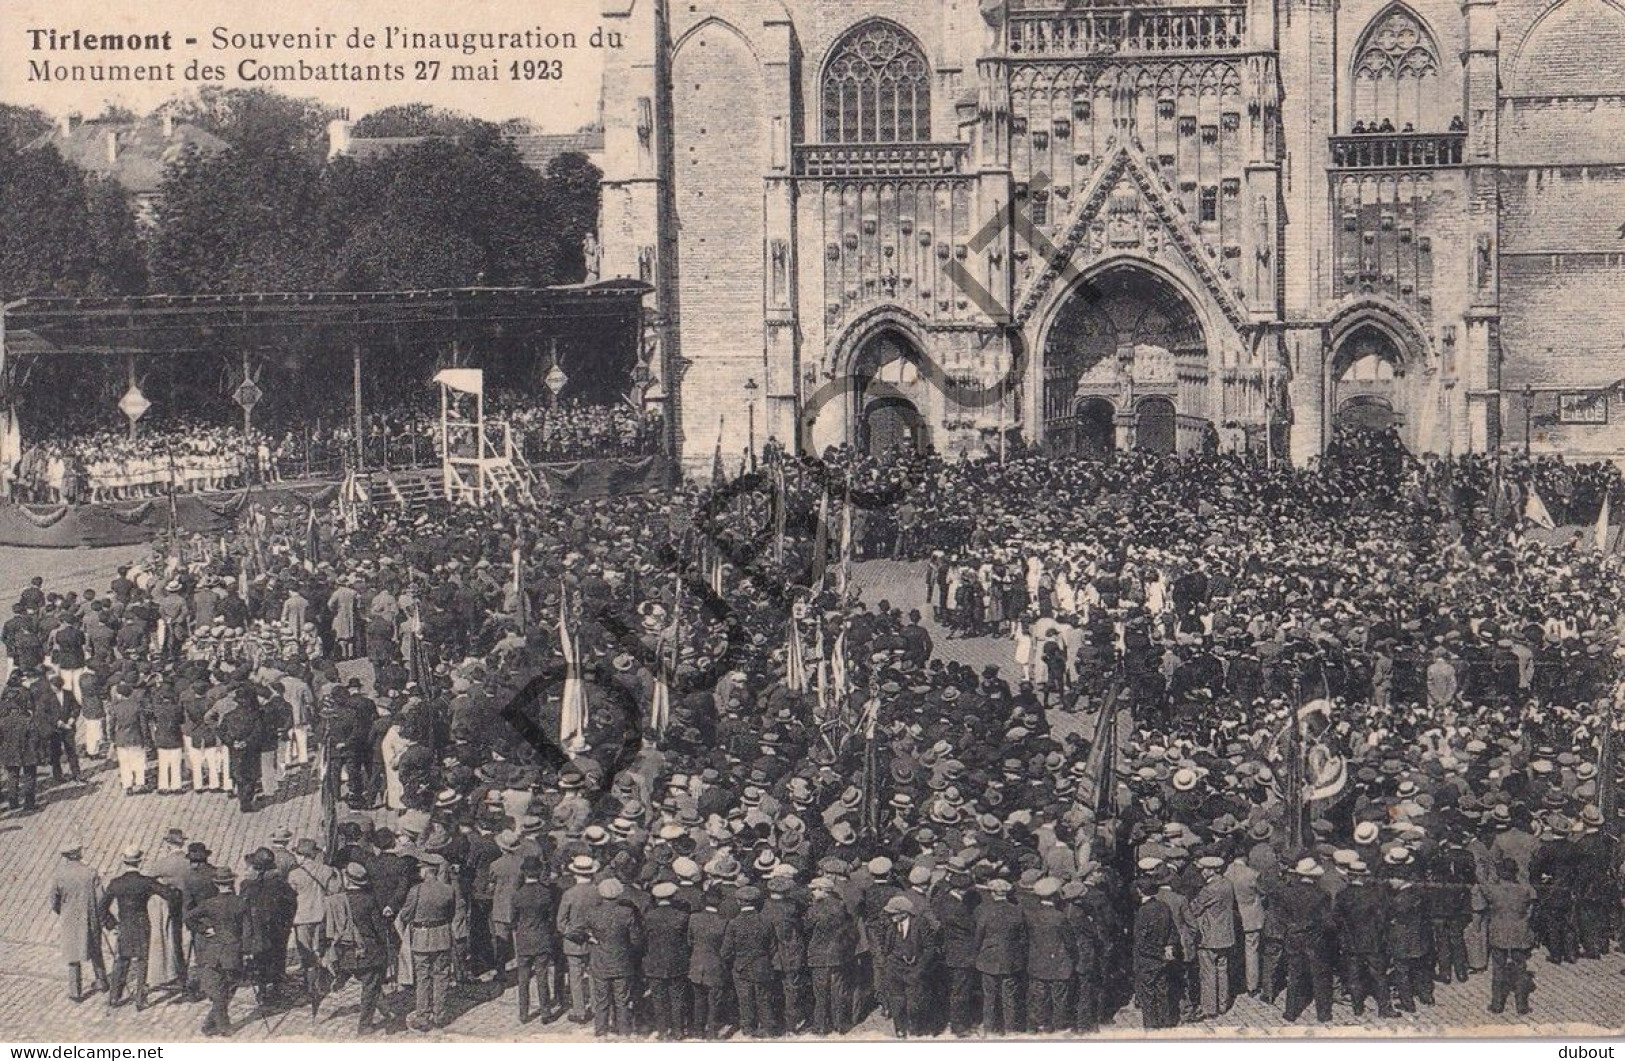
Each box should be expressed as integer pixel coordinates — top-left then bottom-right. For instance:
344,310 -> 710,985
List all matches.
744,376 -> 759,472
1524,381 -> 1534,456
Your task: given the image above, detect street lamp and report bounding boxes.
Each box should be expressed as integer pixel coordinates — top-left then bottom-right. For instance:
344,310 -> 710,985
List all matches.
744,377 -> 760,472
1525,381 -> 1534,456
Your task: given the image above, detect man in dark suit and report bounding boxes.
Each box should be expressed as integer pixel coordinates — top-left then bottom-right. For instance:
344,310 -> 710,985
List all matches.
100,846 -> 180,1011
721,885 -> 777,1037
1333,860 -> 1395,1016
1277,858 -> 1334,1023
185,868 -> 249,1036
511,857 -> 557,1024
878,895 -> 936,1038
583,878 -> 642,1038
931,865 -> 979,1036
1024,877 -> 1075,1033
237,848 -> 295,1005
642,881 -> 690,1039
974,877 -> 1025,1034
805,875 -> 857,1035
1133,878 -> 1178,1029
764,877 -> 808,1033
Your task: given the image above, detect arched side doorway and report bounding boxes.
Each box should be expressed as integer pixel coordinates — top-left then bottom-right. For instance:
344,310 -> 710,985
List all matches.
1135,396 -> 1178,454
1040,264 -> 1209,453
1075,397 -> 1117,455
850,328 -> 932,457
1329,321 -> 1416,446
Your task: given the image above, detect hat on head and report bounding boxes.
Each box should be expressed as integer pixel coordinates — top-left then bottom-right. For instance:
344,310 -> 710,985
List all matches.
1172,767 -> 1198,792
1293,857 -> 1324,878
907,865 -> 932,887
597,878 -> 625,900
652,881 -> 678,900
187,842 -> 211,862
884,895 -> 914,916
121,845 -> 144,865
569,855 -> 600,877
1033,876 -> 1063,898
1196,855 -> 1225,870
212,867 -> 236,886
868,856 -> 893,877
1353,821 -> 1380,845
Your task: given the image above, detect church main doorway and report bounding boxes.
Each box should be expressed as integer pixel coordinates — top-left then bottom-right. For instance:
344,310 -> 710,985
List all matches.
1040,264 -> 1208,453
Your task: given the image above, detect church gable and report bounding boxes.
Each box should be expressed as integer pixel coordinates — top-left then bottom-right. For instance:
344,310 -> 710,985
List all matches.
1013,141 -> 1252,334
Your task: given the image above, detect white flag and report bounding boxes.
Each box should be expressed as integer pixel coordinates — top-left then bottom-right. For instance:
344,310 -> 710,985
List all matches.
1598,493 -> 1612,551
1524,487 -> 1556,531
558,594 -> 589,754
433,368 -> 484,396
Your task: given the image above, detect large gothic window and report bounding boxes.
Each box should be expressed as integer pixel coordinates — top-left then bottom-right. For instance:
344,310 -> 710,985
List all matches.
822,21 -> 932,143
1351,6 -> 1441,131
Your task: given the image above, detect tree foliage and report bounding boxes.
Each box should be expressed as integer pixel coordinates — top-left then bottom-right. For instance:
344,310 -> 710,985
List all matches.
0,139 -> 145,298
350,104 -> 488,140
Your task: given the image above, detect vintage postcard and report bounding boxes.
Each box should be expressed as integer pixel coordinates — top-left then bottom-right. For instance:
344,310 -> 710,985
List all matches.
0,0 -> 1622,1046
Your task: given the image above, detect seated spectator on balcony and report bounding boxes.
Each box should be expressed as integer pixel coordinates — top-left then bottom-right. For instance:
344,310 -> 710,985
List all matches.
1353,120 -> 1368,134
1450,115 -> 1465,131
1378,117 -> 1395,133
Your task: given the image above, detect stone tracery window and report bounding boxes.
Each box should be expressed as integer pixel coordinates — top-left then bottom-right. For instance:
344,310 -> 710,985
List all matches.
822,20 -> 932,143
1352,6 -> 1441,131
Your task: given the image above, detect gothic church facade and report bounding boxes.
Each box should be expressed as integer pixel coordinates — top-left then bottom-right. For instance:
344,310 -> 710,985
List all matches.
597,0 -> 1625,470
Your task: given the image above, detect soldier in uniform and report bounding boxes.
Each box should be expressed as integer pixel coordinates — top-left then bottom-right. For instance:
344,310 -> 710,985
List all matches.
399,852 -> 465,1031
1023,877 -> 1074,1033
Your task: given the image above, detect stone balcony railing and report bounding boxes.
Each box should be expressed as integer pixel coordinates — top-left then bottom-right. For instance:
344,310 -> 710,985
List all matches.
792,142 -> 971,179
1007,6 -> 1247,57
1328,131 -> 1466,170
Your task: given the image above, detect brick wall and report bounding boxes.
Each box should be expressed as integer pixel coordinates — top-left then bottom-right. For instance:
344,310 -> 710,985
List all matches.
1500,255 -> 1625,390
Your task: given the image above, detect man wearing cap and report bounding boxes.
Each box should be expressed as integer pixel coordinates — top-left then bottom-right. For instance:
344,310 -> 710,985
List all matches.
1276,858 -> 1333,1023
1132,877 -> 1178,1029
185,868 -> 248,1036
805,875 -> 857,1035
1385,849 -> 1434,1011
583,878 -> 642,1038
1483,857 -> 1536,1015
764,877 -> 809,1033
100,846 -> 180,1011
321,863 -> 394,1034
556,855 -> 602,1024
1189,854 -> 1237,1019
51,841 -> 108,1003
721,885 -> 777,1037
974,877 -> 1025,1034
1023,877 -> 1074,1033
878,894 -> 936,1038
510,856 -> 558,1024
932,863 -> 979,1037
1333,860 -> 1394,1017
643,880 -> 690,1039
398,853 -> 466,1031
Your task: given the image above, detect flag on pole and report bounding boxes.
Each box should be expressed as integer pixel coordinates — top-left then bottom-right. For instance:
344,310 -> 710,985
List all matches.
511,531 -> 529,634
709,545 -> 724,596
1524,486 -> 1556,530
813,621 -> 830,720
304,503 -> 320,570
1597,492 -> 1613,551
811,487 -> 830,590
558,590 -> 589,754
786,602 -> 807,693
831,628 -> 849,724
835,484 -> 853,598
771,462 -> 787,566
650,581 -> 681,741
712,417 -> 725,484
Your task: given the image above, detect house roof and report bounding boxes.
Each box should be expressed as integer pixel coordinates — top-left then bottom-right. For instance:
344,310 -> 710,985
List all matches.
336,126 -> 604,173
28,118 -> 228,195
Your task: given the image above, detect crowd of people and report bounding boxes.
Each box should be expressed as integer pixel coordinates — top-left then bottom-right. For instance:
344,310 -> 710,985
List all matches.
12,426 -> 1625,1040
5,401 -> 668,505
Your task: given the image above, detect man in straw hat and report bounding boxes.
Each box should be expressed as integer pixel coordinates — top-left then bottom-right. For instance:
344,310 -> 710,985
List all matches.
101,845 -> 180,1011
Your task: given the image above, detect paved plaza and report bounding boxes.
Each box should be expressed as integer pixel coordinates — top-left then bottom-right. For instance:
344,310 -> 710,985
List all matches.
0,552 -> 1621,1040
